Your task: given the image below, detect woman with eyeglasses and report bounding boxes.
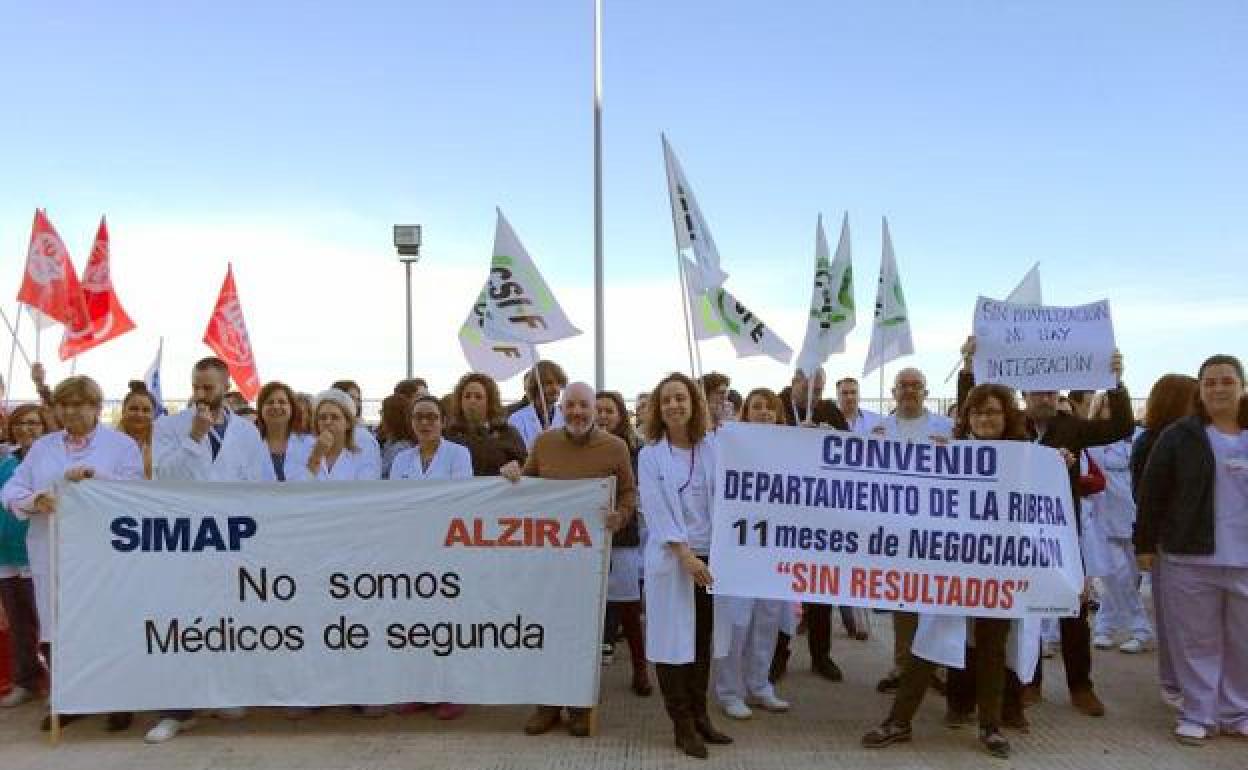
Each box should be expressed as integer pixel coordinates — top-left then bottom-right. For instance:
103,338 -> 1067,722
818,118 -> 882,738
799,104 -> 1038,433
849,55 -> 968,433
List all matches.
2,376 -> 144,732
864,383 -> 1033,759
0,404 -> 53,709
1137,354 -> 1248,746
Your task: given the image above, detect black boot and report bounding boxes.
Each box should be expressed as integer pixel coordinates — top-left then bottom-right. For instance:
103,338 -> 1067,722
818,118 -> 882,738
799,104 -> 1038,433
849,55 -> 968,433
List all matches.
770,631 -> 791,683
689,655 -> 732,745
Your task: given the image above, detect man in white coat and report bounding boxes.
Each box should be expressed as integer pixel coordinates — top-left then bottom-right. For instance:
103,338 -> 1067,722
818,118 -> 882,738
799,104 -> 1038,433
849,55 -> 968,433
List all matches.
870,367 -> 954,693
508,361 -> 567,451
144,357 -> 274,744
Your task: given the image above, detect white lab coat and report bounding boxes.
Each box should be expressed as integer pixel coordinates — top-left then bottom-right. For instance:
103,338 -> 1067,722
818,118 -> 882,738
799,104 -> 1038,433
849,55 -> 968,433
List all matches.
353,424 -> 383,479
911,613 -> 1041,684
639,436 -> 730,664
389,440 -> 473,481
269,433 -> 316,482
1,426 -> 144,642
508,404 -> 565,451
290,447 -> 381,481
875,411 -> 955,442
847,408 -> 884,434
153,408 -> 274,482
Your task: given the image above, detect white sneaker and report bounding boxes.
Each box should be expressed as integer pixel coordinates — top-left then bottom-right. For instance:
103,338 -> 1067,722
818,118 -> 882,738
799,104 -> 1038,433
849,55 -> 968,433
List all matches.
1161,689 -> 1183,710
0,686 -> 32,708
1118,637 -> 1150,654
215,707 -> 248,720
1093,634 -> 1114,650
747,693 -> 791,713
719,697 -> 752,720
1174,721 -> 1209,746
601,643 -> 615,665
145,717 -> 196,744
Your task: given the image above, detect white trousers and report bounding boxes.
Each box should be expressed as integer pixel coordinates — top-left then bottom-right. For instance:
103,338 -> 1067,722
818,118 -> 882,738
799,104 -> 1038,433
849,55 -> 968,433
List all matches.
713,598 -> 785,703
1093,538 -> 1153,640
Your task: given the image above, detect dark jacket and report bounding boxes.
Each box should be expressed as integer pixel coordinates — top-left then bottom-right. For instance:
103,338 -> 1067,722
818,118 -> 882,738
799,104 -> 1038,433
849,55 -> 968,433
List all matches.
612,442 -> 642,548
777,387 -> 849,431
1129,427 -> 1159,503
444,420 -> 527,477
957,370 -> 1134,525
1135,415 -> 1218,556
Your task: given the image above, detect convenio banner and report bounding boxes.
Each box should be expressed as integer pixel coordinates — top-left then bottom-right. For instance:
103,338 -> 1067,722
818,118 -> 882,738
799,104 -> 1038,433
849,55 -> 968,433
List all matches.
709,423 -> 1082,618
52,477 -> 611,714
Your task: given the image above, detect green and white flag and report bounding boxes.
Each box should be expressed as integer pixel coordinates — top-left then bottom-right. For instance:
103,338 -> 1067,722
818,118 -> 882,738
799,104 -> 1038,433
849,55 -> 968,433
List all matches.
684,257 -> 793,364
480,209 -> 581,345
795,213 -> 854,377
663,135 -> 729,290
458,282 -> 538,381
862,217 -> 914,377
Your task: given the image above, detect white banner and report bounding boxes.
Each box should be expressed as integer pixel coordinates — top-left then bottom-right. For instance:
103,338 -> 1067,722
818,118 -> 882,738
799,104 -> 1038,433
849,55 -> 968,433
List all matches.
709,423 -> 1083,618
53,478 -> 612,714
972,297 -> 1117,391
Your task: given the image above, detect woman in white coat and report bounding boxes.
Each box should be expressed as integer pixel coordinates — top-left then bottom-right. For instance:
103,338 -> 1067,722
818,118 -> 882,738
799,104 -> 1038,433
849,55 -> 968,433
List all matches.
713,388 -> 791,719
1,375 -> 144,732
389,396 -> 472,482
640,372 -> 732,759
256,382 -> 314,482
1084,392 -> 1154,653
389,395 -> 471,721
293,390 -> 380,482
863,384 -> 1038,759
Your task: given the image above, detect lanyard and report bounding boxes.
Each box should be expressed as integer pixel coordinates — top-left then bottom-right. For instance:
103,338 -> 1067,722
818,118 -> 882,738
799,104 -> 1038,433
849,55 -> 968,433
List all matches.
670,443 -> 697,494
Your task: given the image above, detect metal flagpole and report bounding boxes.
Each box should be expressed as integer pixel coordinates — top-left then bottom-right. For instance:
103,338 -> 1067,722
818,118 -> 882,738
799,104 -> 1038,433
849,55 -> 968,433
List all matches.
3,305 -> 26,410
592,0 -> 605,391
674,250 -> 700,383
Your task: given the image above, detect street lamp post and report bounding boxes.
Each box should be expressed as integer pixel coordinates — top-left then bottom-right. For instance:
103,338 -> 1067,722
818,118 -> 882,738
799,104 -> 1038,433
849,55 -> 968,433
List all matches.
393,224 -> 422,379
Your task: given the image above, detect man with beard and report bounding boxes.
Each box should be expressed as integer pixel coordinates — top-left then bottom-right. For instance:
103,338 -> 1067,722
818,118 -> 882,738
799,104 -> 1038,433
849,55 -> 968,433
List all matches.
503,381 -> 637,738
146,357 -> 273,744
960,337 -> 1133,717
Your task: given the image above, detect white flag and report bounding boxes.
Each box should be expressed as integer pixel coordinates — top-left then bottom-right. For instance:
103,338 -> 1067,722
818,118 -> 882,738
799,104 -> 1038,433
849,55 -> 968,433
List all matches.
862,217 -> 914,377
684,258 -> 793,364
795,213 -> 855,376
1006,262 -> 1043,305
458,282 -> 539,381
663,135 -> 729,290
479,209 -> 581,346
143,338 -> 166,416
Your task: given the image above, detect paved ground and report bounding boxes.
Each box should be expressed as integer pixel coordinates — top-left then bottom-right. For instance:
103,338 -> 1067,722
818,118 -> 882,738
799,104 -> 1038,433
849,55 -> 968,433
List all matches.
2,614 -> 1243,769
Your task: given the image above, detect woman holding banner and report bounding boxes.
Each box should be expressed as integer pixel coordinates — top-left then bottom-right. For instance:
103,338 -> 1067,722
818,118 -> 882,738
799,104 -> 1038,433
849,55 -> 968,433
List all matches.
444,373 -> 527,478
595,390 -> 650,696
1137,354 -> 1248,746
863,383 -> 1035,759
388,395 -> 471,720
0,404 -> 52,709
712,388 -> 791,720
639,372 -> 732,759
292,390 -> 380,482
1,376 -> 145,732
256,382 -> 314,482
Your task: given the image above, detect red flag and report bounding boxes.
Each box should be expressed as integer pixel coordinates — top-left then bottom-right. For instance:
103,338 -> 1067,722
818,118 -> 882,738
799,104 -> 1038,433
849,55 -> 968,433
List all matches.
17,209 -> 90,334
59,217 -> 137,359
202,264 -> 260,401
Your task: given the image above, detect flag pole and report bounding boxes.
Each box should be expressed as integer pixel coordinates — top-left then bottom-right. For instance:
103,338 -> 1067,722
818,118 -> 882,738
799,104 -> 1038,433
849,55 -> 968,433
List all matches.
674,256 -> 700,383
3,306 -> 25,411
592,0 -> 605,391
530,345 -> 552,430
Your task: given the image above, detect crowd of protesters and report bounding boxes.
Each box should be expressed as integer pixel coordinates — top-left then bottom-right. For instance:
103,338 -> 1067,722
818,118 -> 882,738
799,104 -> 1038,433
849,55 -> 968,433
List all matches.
0,344 -> 1245,759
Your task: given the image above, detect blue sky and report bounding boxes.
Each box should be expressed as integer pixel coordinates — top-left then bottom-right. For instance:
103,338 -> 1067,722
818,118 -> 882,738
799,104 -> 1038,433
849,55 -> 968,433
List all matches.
1,1 -> 1244,405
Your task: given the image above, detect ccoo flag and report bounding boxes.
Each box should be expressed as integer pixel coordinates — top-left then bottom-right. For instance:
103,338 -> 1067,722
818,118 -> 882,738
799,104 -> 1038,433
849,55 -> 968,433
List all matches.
862,217 -> 914,378
60,217 -> 137,359
202,264 -> 260,401
17,209 -> 90,337
795,213 -> 855,377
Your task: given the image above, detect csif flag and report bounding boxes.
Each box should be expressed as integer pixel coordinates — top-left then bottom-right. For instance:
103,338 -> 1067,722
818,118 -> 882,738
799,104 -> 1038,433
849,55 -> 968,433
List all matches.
795,213 -> 855,377
862,217 -> 914,377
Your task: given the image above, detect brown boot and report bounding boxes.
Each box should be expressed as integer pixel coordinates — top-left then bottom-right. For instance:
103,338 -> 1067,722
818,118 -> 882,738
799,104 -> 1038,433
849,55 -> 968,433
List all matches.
523,705 -> 562,735
618,602 -> 652,696
674,717 -> 708,759
567,708 -> 591,737
1071,688 -> 1105,717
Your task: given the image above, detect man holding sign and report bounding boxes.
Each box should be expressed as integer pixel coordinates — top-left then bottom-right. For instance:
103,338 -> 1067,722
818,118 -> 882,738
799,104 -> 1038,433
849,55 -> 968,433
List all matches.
961,335 -> 1134,717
